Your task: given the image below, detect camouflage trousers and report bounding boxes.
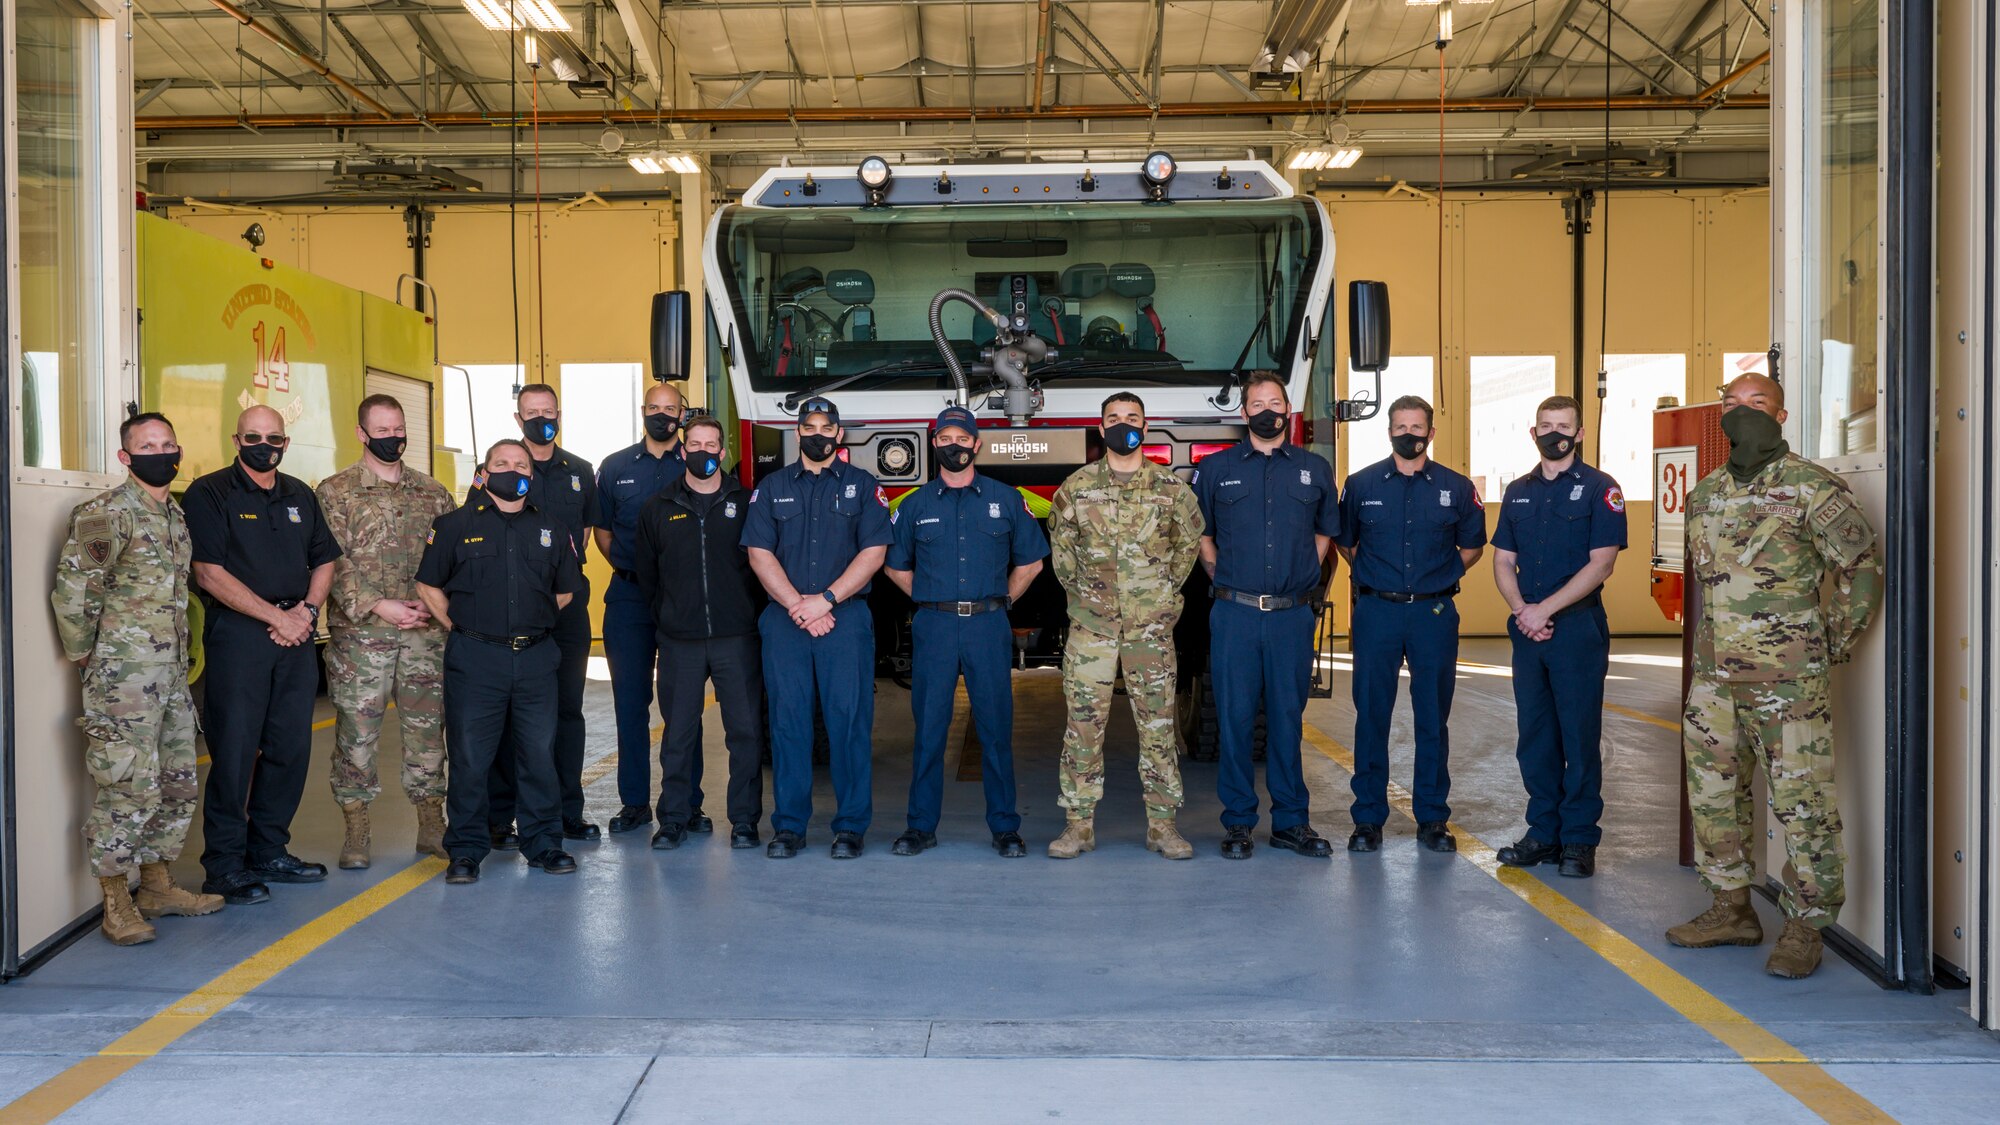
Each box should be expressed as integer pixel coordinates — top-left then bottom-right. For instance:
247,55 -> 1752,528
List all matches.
1684,674 -> 1845,927
327,625 -> 447,804
77,659 -> 197,878
1057,623 -> 1184,819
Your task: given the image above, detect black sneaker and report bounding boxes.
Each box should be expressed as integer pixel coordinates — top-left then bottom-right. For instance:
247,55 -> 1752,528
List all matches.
891,830 -> 937,856
830,832 -> 864,860
730,823 -> 761,849
1497,836 -> 1562,867
1346,824 -> 1383,853
688,811 -> 714,834
608,806 -> 652,834
651,822 -> 688,851
766,831 -> 802,859
527,849 -> 577,874
201,870 -> 270,905
248,852 -> 328,883
1270,824 -> 1333,858
1220,825 -> 1255,860
1559,844 -> 1597,878
445,857 -> 480,885
562,818 -> 601,842
490,827 -> 521,852
992,832 -> 1027,858
1416,821 -> 1458,853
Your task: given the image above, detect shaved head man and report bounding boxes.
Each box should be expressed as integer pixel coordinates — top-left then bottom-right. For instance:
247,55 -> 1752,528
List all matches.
182,404 -> 343,904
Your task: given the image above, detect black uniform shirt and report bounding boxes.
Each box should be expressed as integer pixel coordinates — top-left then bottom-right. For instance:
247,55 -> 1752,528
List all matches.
182,461 -> 341,605
886,473 -> 1047,603
1334,457 -> 1487,594
417,499 -> 585,636
595,441 -> 685,571
472,445 -> 600,566
1191,441 -> 1340,597
741,457 -> 893,596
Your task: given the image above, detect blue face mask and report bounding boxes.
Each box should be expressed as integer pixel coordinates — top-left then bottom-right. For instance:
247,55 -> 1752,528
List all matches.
522,416 -> 558,445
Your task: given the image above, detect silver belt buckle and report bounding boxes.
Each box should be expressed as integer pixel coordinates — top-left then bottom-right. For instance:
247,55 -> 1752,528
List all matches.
956,602 -> 975,617
1255,593 -> 1277,611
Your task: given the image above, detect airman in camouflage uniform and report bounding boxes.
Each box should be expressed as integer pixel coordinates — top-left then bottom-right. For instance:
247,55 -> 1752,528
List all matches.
1669,374 -> 1883,979
51,412 -> 223,946
316,394 -> 456,868
1046,393 -> 1204,859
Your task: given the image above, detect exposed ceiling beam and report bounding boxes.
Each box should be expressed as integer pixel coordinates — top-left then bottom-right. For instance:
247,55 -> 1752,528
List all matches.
404,12 -> 490,114
715,73 -> 766,109
135,77 -> 176,111
1649,0 -> 1723,89
608,0 -> 666,100
1593,0 -> 1703,91
1562,21 -> 1665,94
236,46 -> 304,90
1510,0 -> 1589,97
209,0 -> 393,116
328,14 -> 425,117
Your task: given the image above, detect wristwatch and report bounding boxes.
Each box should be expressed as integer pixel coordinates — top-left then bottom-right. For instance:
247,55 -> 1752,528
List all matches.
304,602 -> 321,625
822,589 -> 839,606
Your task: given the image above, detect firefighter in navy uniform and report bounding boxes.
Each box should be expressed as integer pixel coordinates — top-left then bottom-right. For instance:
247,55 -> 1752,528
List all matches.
634,417 -> 768,850
1192,372 -> 1340,860
741,396 -> 893,860
182,404 -> 341,905
595,380 -> 691,836
488,383 -> 601,848
419,440 -> 586,884
1491,395 -> 1627,879
883,406 -> 1047,858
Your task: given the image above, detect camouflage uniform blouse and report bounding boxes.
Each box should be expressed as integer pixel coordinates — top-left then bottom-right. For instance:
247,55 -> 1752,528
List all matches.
1048,457 -> 1204,635
51,479 -> 193,665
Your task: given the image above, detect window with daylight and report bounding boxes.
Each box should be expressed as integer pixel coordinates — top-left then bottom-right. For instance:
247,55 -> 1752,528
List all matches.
1596,354 -> 1687,501
559,363 -> 646,471
1468,355 -> 1556,500
443,364 -> 524,483
1342,356 -> 1436,478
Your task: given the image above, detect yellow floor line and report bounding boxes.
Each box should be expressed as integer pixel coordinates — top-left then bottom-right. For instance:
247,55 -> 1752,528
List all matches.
1605,701 -> 1681,733
1300,723 -> 1893,1125
0,857 -> 447,1125
195,706 -> 384,768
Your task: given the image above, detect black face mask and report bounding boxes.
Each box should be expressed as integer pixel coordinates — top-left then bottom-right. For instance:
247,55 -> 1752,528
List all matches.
127,452 -> 180,487
484,470 -> 531,500
1390,433 -> 1428,460
522,416 -> 559,445
935,443 -> 977,473
1720,405 -> 1789,481
366,435 -> 407,464
1246,410 -> 1288,440
798,433 -> 839,463
685,452 -> 721,480
644,413 -> 681,442
1103,423 -> 1144,455
1534,430 -> 1576,461
238,442 -> 284,473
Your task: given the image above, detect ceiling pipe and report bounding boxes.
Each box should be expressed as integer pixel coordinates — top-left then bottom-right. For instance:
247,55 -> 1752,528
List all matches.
1694,49 -> 1770,101
1032,0 -> 1051,113
207,0 -> 394,118
138,92 -> 1768,131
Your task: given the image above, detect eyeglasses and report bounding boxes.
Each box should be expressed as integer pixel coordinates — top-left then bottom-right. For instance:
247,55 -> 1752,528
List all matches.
238,433 -> 289,446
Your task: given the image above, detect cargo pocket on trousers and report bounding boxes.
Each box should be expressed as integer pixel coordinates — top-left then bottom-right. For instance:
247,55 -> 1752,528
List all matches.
79,713 -> 141,786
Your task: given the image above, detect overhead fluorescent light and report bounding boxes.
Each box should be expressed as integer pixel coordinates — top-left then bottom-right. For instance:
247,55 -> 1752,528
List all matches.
1287,149 -> 1331,171
1405,0 -> 1494,5
628,154 -> 668,174
1328,147 -> 1363,169
461,0 -> 571,32
664,153 -> 702,175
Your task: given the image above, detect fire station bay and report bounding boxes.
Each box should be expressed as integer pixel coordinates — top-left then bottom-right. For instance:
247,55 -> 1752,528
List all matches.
3,2 -> 1999,1122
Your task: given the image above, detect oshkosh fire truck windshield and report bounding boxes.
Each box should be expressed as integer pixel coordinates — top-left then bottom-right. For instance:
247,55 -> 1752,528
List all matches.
717,199 -> 1325,394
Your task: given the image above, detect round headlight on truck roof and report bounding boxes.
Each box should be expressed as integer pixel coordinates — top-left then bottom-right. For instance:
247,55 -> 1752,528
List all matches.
858,156 -> 892,189
1141,151 -> 1177,186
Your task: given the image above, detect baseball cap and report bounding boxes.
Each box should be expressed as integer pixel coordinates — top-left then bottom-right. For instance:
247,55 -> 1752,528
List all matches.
797,396 -> 840,426
933,405 -> 979,438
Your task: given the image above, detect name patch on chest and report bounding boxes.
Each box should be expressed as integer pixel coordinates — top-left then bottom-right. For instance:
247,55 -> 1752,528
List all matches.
1755,502 -> 1804,520
463,536 -> 484,544
918,517 -> 940,526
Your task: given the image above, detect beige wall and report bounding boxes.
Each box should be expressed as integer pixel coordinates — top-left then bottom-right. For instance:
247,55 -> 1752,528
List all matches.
1318,188 -> 1771,636
167,204 -> 680,634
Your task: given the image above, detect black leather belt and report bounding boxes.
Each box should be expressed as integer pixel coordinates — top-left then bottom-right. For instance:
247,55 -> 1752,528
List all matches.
1211,587 -> 1310,611
1356,584 -> 1460,604
274,598 -> 302,610
613,568 -> 640,584
916,597 -> 1009,616
1551,591 -> 1604,619
456,628 -> 550,651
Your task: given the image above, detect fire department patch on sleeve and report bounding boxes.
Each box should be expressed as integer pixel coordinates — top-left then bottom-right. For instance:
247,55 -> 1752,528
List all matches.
875,486 -> 889,507
1604,486 -> 1625,513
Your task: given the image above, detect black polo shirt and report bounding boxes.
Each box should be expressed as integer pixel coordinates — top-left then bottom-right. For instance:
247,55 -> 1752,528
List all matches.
182,460 -> 341,607
417,500 -> 585,637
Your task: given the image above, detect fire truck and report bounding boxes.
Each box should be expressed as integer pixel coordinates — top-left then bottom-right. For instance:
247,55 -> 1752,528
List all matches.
652,154 -> 1390,756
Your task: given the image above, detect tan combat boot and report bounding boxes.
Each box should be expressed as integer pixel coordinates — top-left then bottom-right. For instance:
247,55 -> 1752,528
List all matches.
1766,919 -> 1825,979
134,862 -> 223,918
414,796 -> 448,860
1665,888 -> 1764,948
98,876 -> 156,946
338,800 -> 371,870
1145,818 -> 1195,861
1047,818 -> 1096,859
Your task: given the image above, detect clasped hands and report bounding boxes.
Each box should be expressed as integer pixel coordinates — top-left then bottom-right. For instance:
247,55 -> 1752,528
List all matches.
788,594 -> 836,637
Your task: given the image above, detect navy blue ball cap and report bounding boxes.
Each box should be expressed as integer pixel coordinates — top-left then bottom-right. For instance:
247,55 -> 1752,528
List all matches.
797,397 -> 840,426
933,406 -> 979,438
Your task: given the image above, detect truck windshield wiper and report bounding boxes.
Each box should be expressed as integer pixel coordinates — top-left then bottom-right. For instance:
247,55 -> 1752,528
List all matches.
779,358 -> 944,410
1030,357 -> 1188,378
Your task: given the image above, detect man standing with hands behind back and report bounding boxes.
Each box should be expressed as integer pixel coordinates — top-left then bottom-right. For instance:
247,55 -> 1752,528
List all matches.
182,404 -> 341,905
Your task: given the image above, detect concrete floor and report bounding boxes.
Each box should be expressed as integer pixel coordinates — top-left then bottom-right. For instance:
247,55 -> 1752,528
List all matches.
3,638 -> 1997,1123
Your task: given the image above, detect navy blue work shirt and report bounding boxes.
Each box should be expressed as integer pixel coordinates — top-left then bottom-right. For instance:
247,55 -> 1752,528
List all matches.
1334,457 -> 1487,594
741,457 -> 894,596
1491,458 -> 1628,603
594,440 -> 685,571
886,473 -> 1048,603
1191,441 -> 1340,597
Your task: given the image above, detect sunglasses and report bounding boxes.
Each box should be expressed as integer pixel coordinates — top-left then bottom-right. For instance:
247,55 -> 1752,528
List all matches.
238,433 -> 290,446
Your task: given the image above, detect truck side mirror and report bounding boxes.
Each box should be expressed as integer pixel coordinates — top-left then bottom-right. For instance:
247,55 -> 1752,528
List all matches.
651,291 -> 692,382
1348,280 -> 1390,373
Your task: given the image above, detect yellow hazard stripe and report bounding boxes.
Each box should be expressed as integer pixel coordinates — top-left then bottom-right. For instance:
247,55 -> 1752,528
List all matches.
1300,723 -> 1894,1124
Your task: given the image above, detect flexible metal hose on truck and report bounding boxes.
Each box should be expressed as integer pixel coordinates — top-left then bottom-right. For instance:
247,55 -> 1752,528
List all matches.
928,288 -> 1006,407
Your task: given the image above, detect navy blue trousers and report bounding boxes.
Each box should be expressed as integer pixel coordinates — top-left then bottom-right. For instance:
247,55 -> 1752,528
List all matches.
1212,599 -> 1314,831
603,576 -> 703,810
907,609 -> 1021,835
1349,594 -> 1459,826
761,600 -> 874,837
1507,604 -> 1610,846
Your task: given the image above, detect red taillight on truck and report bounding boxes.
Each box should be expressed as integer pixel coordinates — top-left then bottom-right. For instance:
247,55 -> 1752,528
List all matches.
1190,442 -> 1232,463
1139,444 -> 1173,465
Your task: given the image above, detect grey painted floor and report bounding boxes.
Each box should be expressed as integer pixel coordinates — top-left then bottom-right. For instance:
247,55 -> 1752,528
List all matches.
5,639 -> 1996,1123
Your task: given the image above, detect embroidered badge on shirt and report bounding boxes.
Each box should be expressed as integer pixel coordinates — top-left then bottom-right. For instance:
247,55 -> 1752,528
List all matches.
1605,486 -> 1626,513
725,502 -> 738,519
1755,502 -> 1803,520
989,502 -> 1002,518
540,528 -> 553,547
1439,490 -> 1451,506
1569,485 -> 1584,501
845,484 -> 857,499
1299,469 -> 1312,486
875,485 -> 889,507
286,506 -> 302,524
570,475 -> 582,492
